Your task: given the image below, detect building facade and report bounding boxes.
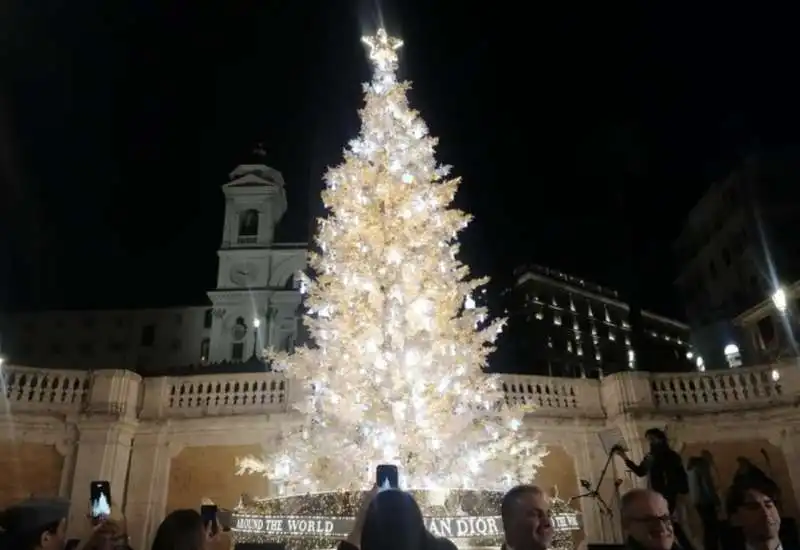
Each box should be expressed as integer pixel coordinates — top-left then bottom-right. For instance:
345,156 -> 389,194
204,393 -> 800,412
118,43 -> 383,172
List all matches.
1,361 -> 799,550
733,280 -> 800,367
674,147 -> 800,368
0,153 -> 306,372
502,265 -> 694,377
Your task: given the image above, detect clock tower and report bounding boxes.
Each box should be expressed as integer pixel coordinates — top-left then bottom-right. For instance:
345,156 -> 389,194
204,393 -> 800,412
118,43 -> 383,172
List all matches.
206,147 -> 307,364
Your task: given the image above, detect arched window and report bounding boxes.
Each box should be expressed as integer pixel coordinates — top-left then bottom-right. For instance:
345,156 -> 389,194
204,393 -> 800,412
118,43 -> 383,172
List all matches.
200,338 -> 210,363
238,209 -> 259,242
203,309 -> 213,329
232,317 -> 248,341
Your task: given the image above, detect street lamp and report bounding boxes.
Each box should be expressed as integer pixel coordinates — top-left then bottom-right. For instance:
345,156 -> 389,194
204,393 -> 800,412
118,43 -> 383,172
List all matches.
773,287 -> 787,313
252,318 -> 261,357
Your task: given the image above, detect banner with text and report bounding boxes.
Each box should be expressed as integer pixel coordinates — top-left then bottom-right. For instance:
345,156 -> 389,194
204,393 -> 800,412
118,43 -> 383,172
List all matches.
232,512 -> 580,539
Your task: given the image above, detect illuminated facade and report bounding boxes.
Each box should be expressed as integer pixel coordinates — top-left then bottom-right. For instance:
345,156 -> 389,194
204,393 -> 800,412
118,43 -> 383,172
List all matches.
674,147 -> 800,369
501,265 -> 693,377
0,151 -> 306,374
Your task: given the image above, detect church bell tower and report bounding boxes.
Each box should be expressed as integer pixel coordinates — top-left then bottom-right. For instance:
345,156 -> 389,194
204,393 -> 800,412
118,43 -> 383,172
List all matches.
206,146 -> 307,364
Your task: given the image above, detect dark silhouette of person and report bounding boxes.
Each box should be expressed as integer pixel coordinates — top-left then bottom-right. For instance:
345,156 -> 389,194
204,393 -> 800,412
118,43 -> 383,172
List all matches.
687,455 -> 721,550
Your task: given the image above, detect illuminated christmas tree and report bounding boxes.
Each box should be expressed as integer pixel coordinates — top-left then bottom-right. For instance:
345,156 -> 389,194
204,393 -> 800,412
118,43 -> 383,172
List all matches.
237,29 -> 546,494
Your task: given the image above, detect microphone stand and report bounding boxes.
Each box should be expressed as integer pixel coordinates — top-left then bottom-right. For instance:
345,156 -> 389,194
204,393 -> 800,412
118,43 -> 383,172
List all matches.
570,449 -> 616,517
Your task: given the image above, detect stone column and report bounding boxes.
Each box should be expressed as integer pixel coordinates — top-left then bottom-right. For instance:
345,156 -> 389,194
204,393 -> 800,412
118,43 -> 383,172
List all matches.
126,430 -> 180,550
56,424 -> 78,499
572,432 -> 623,544
66,419 -> 137,538
65,369 -> 141,539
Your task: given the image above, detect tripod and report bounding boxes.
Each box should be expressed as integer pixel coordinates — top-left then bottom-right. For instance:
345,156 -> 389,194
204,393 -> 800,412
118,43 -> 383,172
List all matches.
570,449 -> 616,517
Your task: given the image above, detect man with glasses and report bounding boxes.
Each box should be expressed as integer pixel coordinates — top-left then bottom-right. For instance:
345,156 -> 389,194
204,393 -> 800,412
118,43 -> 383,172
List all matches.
621,489 -> 677,550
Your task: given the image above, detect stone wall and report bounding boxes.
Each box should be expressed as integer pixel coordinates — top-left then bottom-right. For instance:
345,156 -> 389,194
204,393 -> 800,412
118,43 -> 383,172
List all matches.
0,441 -> 63,509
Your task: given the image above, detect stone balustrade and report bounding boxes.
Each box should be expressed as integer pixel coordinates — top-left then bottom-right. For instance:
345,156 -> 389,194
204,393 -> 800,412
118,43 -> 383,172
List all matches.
0,365 -> 90,413
2,361 -> 800,550
1,362 -> 792,420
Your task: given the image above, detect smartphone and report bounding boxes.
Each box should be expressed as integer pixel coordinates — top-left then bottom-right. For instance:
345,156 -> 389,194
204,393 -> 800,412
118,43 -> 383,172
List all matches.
89,481 -> 111,520
376,464 -> 399,489
201,504 -> 219,535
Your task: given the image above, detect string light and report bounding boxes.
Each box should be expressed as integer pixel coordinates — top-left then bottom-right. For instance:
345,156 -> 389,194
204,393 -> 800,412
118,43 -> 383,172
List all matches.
237,27 -> 545,497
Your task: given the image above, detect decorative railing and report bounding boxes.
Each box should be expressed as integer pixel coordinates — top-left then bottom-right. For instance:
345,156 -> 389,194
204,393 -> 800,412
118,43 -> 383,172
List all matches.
0,365 -> 90,412
647,362 -> 793,412
1,362 -> 797,420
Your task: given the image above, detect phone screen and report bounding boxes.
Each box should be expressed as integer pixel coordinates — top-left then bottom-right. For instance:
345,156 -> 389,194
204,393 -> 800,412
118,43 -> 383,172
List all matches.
90,481 -> 111,519
376,464 -> 399,489
201,504 -> 219,535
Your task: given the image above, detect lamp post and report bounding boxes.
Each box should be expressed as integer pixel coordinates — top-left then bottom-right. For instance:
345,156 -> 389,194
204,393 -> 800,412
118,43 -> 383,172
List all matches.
252,317 -> 261,357
773,287 -> 787,313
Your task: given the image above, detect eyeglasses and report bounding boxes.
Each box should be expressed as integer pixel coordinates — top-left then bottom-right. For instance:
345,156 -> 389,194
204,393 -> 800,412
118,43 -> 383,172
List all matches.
629,515 -> 673,528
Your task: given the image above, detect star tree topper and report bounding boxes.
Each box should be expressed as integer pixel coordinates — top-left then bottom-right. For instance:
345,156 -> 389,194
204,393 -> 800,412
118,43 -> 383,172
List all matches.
361,28 -> 404,71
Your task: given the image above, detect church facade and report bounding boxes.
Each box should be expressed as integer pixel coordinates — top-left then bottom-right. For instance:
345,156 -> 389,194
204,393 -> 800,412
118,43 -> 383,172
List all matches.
0,155 -> 306,373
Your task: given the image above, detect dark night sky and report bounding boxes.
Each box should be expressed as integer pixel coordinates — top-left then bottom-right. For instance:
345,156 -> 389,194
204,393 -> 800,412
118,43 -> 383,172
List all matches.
1,2 -> 798,319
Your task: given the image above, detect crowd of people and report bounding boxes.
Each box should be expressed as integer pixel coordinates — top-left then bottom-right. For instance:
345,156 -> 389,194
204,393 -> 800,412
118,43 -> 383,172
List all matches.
0,428 -> 790,550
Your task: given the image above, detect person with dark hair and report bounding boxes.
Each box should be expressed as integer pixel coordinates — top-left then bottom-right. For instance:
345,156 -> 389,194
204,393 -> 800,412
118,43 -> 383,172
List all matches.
151,509 -> 208,550
499,484 -> 553,550
732,458 -> 780,503
341,488 -> 429,550
362,490 -> 428,550
615,429 -> 688,513
0,497 -> 69,550
726,480 -> 792,550
620,489 -> 677,550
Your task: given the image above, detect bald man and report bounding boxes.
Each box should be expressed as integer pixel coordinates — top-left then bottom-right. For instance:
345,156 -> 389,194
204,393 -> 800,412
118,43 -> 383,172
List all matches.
621,489 -> 676,550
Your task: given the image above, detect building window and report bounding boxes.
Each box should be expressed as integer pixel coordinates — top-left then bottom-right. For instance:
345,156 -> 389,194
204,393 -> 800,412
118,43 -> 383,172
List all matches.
553,314 -> 562,326
232,342 -> 245,361
140,325 -> 156,346
238,209 -> 259,243
722,248 -> 731,266
608,330 -> 616,342
709,261 -> 717,279
200,338 -> 210,362
204,309 -> 213,329
757,316 -> 775,348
